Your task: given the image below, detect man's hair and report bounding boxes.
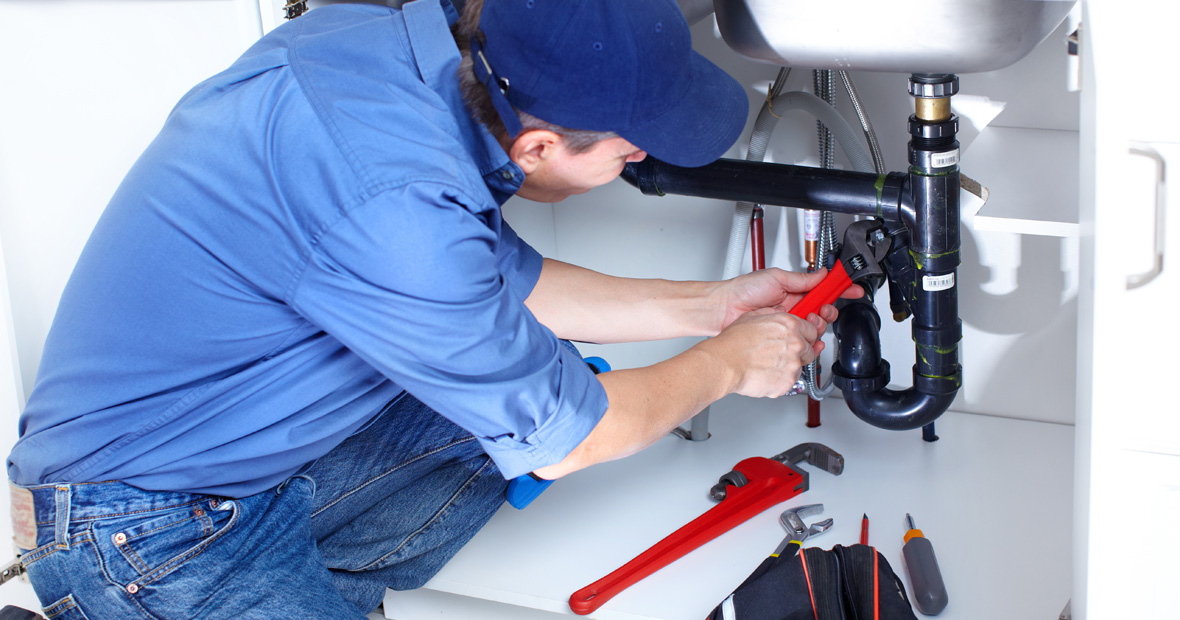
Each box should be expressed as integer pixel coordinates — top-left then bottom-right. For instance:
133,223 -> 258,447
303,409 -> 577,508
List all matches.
453,0 -> 617,154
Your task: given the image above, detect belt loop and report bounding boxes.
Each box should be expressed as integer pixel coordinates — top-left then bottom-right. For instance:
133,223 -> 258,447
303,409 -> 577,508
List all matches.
54,485 -> 71,550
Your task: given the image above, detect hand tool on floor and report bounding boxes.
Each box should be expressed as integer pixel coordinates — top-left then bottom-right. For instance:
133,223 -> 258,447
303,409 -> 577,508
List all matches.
707,505 -> 833,620
902,513 -> 948,615
568,443 -> 844,615
774,503 -> 833,559
709,504 -> 922,620
788,219 -> 890,320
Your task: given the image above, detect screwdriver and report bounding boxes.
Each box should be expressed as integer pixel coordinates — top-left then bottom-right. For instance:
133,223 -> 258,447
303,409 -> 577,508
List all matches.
902,513 -> 948,615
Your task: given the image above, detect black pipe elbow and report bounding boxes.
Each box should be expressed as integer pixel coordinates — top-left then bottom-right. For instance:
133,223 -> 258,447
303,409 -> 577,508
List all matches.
833,299 -> 957,431
843,389 -> 957,431
832,300 -> 884,378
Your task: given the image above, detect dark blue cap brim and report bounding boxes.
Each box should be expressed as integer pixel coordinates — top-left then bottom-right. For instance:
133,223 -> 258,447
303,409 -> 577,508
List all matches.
618,50 -> 748,168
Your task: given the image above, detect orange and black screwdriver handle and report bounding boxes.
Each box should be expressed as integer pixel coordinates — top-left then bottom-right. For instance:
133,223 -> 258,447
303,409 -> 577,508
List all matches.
788,220 -> 889,320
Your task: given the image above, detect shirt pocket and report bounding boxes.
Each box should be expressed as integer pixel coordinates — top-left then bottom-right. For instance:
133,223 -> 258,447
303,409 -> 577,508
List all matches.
92,498 -> 237,585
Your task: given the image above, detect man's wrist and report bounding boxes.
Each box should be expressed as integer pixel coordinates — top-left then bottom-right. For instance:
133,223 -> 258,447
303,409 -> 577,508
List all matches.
686,339 -> 740,400
694,280 -> 730,337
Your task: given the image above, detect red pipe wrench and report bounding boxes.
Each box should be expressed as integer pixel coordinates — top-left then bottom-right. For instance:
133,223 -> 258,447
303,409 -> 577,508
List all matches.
568,443 -> 844,615
788,219 -> 890,319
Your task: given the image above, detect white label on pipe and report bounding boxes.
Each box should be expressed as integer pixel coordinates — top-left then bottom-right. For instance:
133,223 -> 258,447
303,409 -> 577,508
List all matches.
803,211 -> 820,241
923,273 -> 955,291
932,149 -> 960,168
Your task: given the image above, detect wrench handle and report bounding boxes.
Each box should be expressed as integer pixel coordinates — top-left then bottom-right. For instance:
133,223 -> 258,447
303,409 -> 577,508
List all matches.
788,260 -> 852,320
569,458 -> 802,615
568,483 -> 774,615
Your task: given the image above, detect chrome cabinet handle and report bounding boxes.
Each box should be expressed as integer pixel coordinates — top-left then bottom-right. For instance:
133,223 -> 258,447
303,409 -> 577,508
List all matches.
1127,142 -> 1167,290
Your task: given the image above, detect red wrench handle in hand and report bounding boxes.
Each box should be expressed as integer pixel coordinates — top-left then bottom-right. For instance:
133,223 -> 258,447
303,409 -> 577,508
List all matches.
788,259 -> 853,319
789,220 -> 889,320
568,458 -> 804,615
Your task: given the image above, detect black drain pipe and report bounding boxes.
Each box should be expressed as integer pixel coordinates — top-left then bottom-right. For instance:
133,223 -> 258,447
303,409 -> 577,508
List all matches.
621,158 -> 907,220
618,75 -> 963,432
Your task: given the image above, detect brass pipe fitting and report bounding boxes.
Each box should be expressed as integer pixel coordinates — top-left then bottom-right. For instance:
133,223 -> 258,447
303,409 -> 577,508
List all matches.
915,97 -> 951,122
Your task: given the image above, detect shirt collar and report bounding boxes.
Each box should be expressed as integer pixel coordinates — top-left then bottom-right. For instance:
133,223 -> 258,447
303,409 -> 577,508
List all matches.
482,161 -> 525,206
402,0 -> 522,204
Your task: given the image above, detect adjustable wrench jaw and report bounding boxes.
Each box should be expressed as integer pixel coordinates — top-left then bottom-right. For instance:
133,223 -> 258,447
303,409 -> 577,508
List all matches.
769,443 -> 846,496
709,443 -> 845,502
837,220 -> 891,295
787,221 -> 890,320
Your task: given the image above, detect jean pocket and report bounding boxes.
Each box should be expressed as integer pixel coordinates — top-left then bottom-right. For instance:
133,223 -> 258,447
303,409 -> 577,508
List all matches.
42,594 -> 91,620
93,498 -> 238,584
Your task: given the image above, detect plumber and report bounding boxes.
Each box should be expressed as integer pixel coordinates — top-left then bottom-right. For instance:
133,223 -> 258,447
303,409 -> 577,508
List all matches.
7,0 -> 851,617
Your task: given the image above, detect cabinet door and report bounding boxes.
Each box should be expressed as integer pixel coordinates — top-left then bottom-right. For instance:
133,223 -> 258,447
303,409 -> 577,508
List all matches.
1078,2 -> 1180,617
1087,139 -> 1179,619
1117,141 -> 1178,454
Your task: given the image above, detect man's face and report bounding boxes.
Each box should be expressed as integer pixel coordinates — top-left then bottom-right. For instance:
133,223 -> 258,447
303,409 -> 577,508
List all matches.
513,135 -> 647,203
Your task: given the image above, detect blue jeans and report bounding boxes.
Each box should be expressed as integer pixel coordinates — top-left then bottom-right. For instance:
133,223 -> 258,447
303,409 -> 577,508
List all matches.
15,393 -> 508,619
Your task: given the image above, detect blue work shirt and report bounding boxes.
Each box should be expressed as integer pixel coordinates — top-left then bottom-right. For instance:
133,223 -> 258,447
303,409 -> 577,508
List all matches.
7,0 -> 608,497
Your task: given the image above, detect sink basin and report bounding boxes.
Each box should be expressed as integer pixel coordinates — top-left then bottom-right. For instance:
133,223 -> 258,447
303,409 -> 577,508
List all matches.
713,0 -> 1076,74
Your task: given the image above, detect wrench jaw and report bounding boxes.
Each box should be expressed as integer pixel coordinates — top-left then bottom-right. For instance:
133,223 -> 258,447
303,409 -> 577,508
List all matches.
711,443 -> 844,502
771,443 -> 846,496
837,220 -> 892,297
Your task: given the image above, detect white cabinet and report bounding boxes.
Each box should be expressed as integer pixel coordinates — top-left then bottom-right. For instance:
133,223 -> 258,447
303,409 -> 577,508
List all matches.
1075,2 -> 1180,618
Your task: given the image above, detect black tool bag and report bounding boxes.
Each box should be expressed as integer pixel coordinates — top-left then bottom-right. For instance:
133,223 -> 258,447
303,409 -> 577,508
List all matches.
708,544 -> 918,620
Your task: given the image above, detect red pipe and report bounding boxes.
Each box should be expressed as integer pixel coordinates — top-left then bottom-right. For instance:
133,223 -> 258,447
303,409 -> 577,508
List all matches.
750,207 -> 765,271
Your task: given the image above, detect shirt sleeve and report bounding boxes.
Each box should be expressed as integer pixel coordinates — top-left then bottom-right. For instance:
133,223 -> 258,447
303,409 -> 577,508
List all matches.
290,182 -> 607,479
493,216 -> 544,305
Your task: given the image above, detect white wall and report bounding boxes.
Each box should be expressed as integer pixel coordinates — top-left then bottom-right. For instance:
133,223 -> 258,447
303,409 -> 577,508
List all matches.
0,235 -> 39,611
0,0 -> 257,399
506,15 -> 1082,426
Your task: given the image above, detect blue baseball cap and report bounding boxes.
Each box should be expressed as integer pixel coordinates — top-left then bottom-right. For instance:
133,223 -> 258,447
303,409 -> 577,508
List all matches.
469,0 -> 748,168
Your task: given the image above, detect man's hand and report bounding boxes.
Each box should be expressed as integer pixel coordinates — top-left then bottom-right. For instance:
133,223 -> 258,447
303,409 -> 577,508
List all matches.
534,304 -> 830,480
699,307 -> 829,398
713,267 -> 862,333
530,264 -> 873,480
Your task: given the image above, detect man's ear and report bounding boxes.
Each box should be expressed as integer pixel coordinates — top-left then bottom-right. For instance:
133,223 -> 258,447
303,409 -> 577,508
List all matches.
508,129 -> 563,175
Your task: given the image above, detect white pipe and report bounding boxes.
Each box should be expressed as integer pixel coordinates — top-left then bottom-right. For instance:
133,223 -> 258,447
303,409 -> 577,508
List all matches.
773,91 -> 874,174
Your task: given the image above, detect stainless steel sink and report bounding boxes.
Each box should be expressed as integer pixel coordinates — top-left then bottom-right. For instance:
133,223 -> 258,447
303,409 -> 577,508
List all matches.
713,0 -> 1077,74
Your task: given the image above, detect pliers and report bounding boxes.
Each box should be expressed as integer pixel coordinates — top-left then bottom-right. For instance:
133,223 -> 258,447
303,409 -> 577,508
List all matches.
773,503 -> 833,559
